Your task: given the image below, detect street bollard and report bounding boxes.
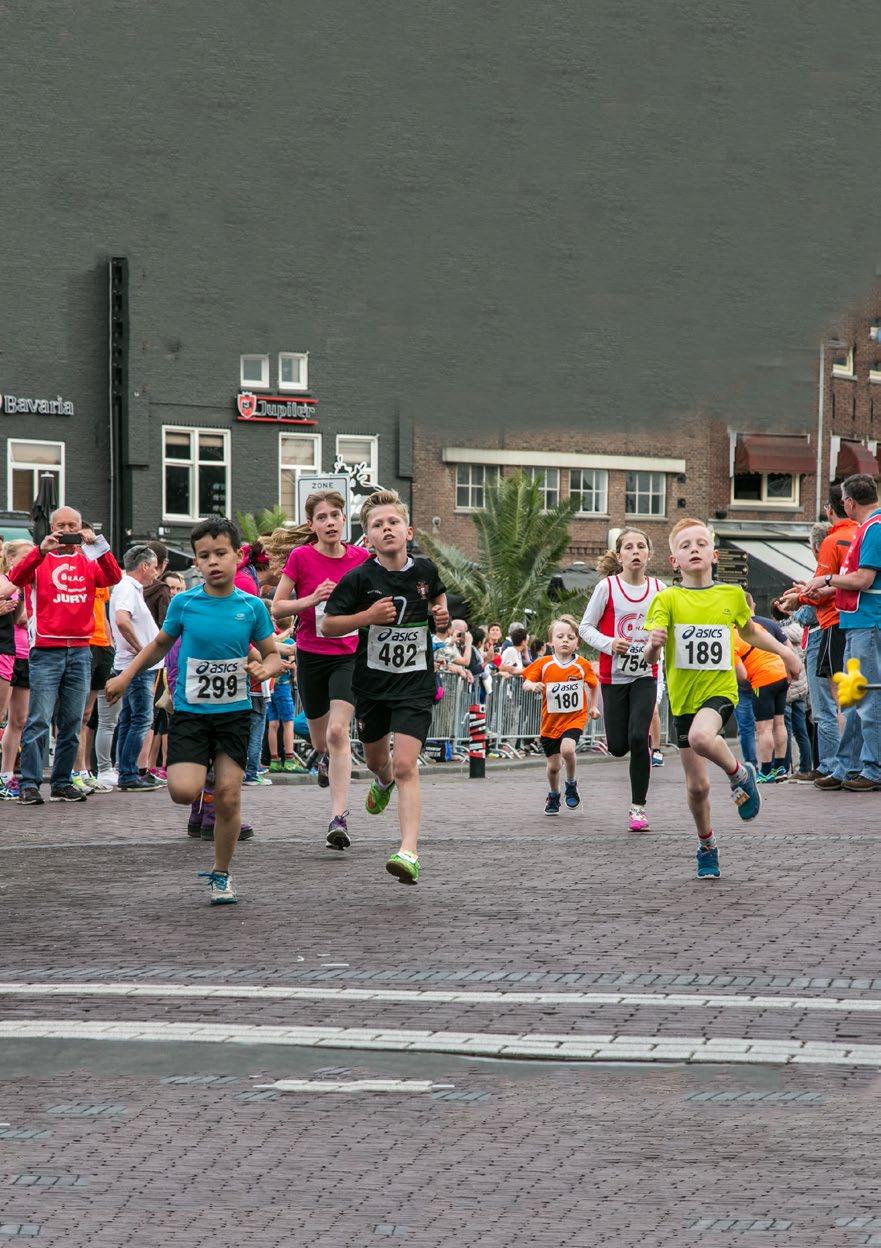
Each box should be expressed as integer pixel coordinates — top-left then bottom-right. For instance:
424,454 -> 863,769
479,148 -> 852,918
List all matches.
468,703 -> 486,778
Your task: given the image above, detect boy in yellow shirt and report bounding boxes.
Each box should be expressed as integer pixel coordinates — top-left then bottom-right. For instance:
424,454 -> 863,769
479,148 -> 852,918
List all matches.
644,519 -> 800,879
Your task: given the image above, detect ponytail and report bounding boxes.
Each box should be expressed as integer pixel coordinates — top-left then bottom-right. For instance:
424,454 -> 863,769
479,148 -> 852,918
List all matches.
596,550 -> 622,577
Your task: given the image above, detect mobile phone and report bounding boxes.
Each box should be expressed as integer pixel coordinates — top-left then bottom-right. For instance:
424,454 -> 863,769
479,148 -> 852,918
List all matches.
57,532 -> 83,545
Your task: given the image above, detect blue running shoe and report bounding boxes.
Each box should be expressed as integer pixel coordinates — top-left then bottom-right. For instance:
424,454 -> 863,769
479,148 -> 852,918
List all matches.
730,761 -> 761,821
544,791 -> 561,816
696,845 -> 721,879
564,779 -> 580,809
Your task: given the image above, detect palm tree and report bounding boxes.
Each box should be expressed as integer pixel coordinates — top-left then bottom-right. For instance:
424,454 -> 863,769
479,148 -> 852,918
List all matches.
236,505 -> 288,544
418,470 -> 588,638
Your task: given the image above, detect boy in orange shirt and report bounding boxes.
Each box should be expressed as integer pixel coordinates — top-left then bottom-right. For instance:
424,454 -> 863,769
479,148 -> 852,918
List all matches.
523,615 -> 600,815
733,629 -> 789,782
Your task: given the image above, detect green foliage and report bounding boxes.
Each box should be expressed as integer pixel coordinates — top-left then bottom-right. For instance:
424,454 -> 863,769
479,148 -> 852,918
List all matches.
418,470 -> 589,641
236,505 -> 288,544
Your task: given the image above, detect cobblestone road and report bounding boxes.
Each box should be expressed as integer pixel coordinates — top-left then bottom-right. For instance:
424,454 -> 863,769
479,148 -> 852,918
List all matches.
2,755 -> 881,1246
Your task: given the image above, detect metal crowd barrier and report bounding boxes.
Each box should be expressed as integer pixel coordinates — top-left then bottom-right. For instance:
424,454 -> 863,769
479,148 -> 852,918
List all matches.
293,667 -> 668,761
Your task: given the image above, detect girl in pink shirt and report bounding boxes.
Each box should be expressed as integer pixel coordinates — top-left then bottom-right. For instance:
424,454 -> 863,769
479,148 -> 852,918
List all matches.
272,490 -> 371,849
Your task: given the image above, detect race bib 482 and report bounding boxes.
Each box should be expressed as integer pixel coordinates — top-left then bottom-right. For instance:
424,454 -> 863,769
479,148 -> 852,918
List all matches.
366,624 -> 428,673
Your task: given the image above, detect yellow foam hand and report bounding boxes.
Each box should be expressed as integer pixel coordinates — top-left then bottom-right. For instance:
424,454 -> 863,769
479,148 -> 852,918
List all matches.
833,657 -> 868,709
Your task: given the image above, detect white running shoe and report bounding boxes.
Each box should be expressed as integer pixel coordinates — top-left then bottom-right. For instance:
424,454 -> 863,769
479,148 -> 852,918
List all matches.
96,770 -> 118,788
628,805 -> 651,832
88,776 -> 115,794
199,870 -> 238,905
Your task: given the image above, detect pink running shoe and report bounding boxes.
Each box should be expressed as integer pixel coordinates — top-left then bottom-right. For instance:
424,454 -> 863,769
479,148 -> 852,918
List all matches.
150,767 -> 167,782
628,806 -> 650,832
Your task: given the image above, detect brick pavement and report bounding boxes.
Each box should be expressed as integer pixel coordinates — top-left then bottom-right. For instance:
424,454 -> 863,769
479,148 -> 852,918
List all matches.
2,757 -> 881,1244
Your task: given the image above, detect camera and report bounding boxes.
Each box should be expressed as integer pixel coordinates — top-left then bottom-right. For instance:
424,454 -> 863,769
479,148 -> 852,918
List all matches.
57,532 -> 83,545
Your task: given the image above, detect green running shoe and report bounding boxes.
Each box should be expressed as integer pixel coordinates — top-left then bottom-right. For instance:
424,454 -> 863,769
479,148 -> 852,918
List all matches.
268,759 -> 284,773
366,778 -> 395,815
386,849 -> 419,885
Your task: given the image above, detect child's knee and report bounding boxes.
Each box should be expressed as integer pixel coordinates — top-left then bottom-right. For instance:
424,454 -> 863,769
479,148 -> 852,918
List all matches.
393,755 -> 418,784
686,777 -> 710,804
326,720 -> 349,751
213,781 -> 241,814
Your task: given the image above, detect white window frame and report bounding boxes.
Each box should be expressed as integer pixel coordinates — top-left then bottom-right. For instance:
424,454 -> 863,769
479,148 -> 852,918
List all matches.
240,354 -> 270,389
730,472 -> 800,507
454,463 -> 498,512
279,431 -> 323,522
7,438 -> 65,512
832,346 -> 855,378
278,352 -> 309,393
162,426 -> 231,523
625,470 -> 667,519
569,467 -> 609,516
336,433 -> 379,483
525,467 -> 560,511
870,358 -> 881,384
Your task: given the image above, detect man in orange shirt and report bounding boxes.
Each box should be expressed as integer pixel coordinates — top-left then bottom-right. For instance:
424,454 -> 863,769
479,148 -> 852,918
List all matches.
522,615 -> 600,816
734,629 -> 789,781
782,484 -> 857,675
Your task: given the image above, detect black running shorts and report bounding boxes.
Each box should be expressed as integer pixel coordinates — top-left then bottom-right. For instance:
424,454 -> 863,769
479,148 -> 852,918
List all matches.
166,709 -> 251,772
296,649 -> 356,720
672,696 -> 735,750
355,699 -> 434,747
816,624 -> 846,679
90,644 -> 115,692
10,658 -> 29,690
751,677 -> 788,721
540,727 -> 582,757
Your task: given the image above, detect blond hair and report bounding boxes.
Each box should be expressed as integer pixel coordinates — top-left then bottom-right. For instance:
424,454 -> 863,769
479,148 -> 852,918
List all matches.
668,516 -> 712,552
1,539 -> 34,574
547,614 -> 581,642
360,489 -> 410,531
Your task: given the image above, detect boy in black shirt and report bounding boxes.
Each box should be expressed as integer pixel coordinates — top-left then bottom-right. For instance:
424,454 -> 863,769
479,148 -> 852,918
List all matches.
322,490 -> 448,884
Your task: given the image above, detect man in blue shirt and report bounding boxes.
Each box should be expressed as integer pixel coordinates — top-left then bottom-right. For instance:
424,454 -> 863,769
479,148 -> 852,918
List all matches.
106,516 -> 282,903
802,473 -> 881,791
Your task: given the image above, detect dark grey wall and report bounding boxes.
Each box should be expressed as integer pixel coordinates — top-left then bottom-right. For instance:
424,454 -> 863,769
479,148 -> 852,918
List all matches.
3,0 -> 881,540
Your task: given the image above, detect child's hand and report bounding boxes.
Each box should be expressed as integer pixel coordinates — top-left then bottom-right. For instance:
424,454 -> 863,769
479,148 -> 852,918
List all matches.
522,679 -> 541,694
430,602 -> 450,631
647,628 -> 667,648
588,706 -> 601,720
611,638 -> 630,656
104,675 -> 125,706
365,596 -> 397,625
245,658 -> 271,682
311,579 -> 336,606
784,650 -> 802,681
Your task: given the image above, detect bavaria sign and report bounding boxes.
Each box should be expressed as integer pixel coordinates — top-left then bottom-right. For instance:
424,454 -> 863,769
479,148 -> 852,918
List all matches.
1,392 -> 75,416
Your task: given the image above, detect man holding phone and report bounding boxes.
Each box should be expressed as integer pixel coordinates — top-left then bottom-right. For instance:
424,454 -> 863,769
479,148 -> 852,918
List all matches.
3,506 -> 122,804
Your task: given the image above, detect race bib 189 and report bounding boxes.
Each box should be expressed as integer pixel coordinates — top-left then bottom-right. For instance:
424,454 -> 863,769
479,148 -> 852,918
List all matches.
546,680 -> 584,714
615,643 -> 650,676
366,624 -> 428,673
184,657 -> 248,705
673,625 -> 731,671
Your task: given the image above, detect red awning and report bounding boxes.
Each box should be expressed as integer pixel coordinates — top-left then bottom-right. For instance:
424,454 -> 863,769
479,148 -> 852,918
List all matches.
836,440 -> 878,478
734,434 -> 815,475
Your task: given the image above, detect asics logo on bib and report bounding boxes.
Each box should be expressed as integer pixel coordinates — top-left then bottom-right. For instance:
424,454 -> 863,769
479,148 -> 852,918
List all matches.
679,626 -> 724,640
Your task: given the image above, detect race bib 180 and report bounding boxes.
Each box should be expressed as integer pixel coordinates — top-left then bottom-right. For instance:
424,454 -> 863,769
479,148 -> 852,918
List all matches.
546,680 -> 584,714
366,624 -> 428,673
673,625 -> 731,671
184,657 -> 248,705
615,643 -> 650,676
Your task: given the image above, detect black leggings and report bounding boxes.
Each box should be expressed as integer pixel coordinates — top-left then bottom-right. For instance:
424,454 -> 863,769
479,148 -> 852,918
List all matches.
601,677 -> 657,805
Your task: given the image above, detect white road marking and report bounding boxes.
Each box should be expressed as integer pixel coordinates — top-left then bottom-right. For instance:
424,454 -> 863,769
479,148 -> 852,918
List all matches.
256,1080 -> 453,1093
0,1018 -> 879,1066
0,981 -> 878,1013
